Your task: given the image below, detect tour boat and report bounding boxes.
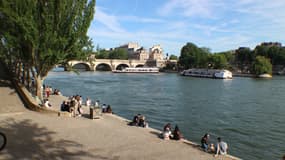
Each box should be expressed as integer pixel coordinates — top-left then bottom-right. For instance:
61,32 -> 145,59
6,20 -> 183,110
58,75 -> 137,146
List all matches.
180,69 -> 232,79
258,74 -> 272,78
112,67 -> 159,73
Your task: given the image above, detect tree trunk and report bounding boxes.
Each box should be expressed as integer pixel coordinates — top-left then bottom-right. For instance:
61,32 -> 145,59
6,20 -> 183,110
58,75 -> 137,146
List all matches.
35,75 -> 43,102
22,64 -> 26,85
26,66 -> 31,91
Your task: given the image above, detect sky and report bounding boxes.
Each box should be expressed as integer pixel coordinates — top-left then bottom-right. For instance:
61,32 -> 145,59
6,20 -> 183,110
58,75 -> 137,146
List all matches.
87,0 -> 285,55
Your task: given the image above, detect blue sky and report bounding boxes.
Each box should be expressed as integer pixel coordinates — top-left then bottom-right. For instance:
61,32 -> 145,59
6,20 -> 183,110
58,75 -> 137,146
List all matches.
87,0 -> 285,55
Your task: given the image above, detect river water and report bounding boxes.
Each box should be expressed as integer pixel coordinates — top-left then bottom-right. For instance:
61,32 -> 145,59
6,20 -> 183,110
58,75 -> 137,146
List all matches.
45,71 -> 285,160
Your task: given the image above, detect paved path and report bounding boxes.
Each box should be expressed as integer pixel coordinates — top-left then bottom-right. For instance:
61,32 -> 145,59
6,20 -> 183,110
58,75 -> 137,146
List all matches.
0,65 -> 26,115
0,65 -> 238,160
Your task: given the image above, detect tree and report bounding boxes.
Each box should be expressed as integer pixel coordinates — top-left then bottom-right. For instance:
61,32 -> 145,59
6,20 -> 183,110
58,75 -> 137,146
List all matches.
95,49 -> 110,59
254,45 -> 269,57
0,0 -> 96,101
252,56 -> 272,75
169,54 -> 178,60
179,42 -> 208,69
208,54 -> 227,69
108,48 -> 128,59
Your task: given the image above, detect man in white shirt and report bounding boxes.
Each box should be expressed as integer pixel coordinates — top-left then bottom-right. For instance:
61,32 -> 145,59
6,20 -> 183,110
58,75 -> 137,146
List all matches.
215,137 -> 228,157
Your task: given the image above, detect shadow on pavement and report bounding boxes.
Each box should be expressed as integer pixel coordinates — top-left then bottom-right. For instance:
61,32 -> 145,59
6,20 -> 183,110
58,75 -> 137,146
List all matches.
0,118 -> 95,160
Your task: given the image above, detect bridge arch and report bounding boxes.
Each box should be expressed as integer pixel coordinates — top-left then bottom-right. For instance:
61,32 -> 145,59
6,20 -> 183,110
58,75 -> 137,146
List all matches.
95,63 -> 112,71
116,64 -> 129,70
72,63 -> 91,71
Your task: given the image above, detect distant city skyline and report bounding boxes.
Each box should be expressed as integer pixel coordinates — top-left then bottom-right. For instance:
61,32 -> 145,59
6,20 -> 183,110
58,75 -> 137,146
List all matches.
87,0 -> 285,55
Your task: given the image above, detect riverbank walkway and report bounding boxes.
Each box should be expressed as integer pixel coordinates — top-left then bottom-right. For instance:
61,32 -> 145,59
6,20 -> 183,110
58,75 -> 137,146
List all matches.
0,68 -> 239,160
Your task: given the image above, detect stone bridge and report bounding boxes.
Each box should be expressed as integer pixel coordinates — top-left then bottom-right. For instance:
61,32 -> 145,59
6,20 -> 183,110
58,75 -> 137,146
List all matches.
68,59 -> 148,71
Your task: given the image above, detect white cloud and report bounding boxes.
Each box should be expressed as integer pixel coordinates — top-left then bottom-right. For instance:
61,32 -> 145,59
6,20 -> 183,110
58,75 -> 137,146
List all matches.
158,0 -> 225,18
88,1 -> 285,54
120,15 -> 165,23
94,7 -> 125,32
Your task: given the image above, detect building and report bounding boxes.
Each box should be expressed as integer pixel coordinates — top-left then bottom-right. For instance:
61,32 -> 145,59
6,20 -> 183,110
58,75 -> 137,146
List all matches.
149,44 -> 164,60
116,42 -> 164,61
134,47 -> 149,60
117,42 -> 140,59
260,42 -> 282,47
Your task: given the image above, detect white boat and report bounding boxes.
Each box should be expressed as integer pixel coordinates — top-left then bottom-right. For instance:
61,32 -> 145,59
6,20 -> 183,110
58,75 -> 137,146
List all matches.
258,74 -> 272,78
112,67 -> 159,73
180,69 -> 232,79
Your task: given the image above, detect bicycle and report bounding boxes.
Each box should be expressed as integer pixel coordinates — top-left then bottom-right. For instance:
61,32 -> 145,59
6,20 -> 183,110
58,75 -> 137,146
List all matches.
0,132 -> 7,151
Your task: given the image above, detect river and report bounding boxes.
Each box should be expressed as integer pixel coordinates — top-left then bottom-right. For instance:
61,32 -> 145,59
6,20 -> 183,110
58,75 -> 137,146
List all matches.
45,71 -> 285,160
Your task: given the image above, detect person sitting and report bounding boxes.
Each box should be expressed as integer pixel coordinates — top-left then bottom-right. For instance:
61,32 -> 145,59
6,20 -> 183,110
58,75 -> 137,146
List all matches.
162,123 -> 173,140
171,125 -> 183,140
54,89 -> 61,95
61,100 -> 70,112
44,99 -> 52,108
215,137 -> 228,157
102,104 -> 107,113
162,127 -> 172,140
209,143 -> 215,153
201,133 -> 210,152
163,123 -> 172,132
138,116 -> 148,128
283,154 -> 285,160
106,105 -> 112,113
129,114 -> 140,126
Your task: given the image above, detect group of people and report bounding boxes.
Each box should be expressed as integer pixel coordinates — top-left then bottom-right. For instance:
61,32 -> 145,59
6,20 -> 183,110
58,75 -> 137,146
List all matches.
129,114 -> 148,128
101,103 -> 113,113
201,133 -> 228,157
61,95 -> 83,117
60,96 -> 113,117
42,85 -> 62,108
43,85 -> 61,98
162,123 -> 183,140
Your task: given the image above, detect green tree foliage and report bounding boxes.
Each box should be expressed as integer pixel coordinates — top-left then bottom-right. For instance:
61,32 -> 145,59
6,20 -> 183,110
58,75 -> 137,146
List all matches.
235,47 -> 254,65
208,54 -> 227,69
95,49 -> 110,59
254,45 -> 269,57
169,54 -> 178,60
252,56 -> 272,75
108,48 -> 128,60
219,51 -> 234,64
179,42 -> 208,69
254,44 -> 285,65
0,0 -> 96,100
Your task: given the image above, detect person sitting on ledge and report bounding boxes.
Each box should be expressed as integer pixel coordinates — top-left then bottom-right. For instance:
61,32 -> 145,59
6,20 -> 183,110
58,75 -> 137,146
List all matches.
53,89 -> 61,95
44,99 -> 52,108
138,116 -> 148,128
201,133 -> 210,152
129,114 -> 141,126
106,105 -> 112,113
162,123 -> 173,140
209,143 -> 215,153
215,137 -> 228,157
171,125 -> 183,140
61,100 -> 70,112
102,104 -> 107,113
